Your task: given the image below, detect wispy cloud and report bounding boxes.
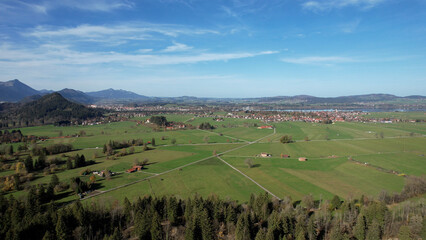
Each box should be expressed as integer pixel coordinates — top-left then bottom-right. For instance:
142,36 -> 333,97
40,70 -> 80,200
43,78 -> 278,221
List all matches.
26,23 -> 219,43
0,43 -> 278,67
162,42 -> 193,52
62,0 -> 134,12
302,0 -> 386,12
281,56 -> 357,66
340,19 -> 362,33
1,0 -> 133,15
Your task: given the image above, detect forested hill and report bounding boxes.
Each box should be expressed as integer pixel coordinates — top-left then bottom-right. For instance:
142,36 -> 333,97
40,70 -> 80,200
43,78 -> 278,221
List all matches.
0,93 -> 104,128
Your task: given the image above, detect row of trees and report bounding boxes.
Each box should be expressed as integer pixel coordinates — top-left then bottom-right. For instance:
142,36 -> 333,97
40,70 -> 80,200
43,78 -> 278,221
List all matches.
0,130 -> 24,144
31,143 -> 73,156
149,116 -> 169,126
199,122 -> 215,130
0,190 -> 423,240
66,154 -> 88,170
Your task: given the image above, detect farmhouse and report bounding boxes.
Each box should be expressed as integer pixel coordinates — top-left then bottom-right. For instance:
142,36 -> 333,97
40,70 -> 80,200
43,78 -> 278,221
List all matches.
126,165 -> 143,173
260,152 -> 272,157
258,125 -> 273,129
298,157 -> 307,162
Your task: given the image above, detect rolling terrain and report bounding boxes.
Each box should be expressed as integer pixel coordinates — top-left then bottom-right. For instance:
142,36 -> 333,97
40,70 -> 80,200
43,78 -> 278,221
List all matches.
2,113 -> 424,205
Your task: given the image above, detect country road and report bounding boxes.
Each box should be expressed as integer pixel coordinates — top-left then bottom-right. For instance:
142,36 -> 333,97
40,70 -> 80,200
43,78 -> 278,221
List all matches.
81,128 -> 277,201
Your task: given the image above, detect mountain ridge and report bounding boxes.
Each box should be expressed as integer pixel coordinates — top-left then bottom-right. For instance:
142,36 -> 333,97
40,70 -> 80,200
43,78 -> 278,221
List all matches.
0,79 -> 425,105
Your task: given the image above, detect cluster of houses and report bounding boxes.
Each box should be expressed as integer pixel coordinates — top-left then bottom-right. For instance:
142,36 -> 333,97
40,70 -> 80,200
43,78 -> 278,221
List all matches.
144,118 -> 187,130
196,111 -> 420,124
93,170 -> 115,177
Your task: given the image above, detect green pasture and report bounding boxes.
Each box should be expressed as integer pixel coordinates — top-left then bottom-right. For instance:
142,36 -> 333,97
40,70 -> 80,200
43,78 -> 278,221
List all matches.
353,152 -> 426,176
266,121 -> 426,142
221,156 -> 405,199
38,127 -> 243,149
86,158 -> 265,204
364,112 -> 426,120
235,137 -> 425,159
1,113 -> 424,205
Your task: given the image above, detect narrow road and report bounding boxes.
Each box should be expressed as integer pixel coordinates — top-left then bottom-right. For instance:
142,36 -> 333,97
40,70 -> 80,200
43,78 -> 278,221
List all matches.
217,156 -> 281,200
81,128 -> 277,201
197,128 -> 250,143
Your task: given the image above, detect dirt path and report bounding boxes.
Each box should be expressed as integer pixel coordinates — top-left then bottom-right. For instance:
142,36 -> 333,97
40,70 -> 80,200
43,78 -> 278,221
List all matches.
81,128 -> 277,201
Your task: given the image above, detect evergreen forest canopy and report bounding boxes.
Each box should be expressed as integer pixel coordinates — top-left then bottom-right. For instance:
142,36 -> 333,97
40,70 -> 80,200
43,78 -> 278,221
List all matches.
0,93 -> 104,128
0,192 -> 424,240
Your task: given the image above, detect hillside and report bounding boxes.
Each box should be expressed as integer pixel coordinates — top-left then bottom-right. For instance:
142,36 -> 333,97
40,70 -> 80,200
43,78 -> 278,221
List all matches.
0,93 -> 103,128
87,88 -> 149,100
57,88 -> 94,104
0,79 -> 39,102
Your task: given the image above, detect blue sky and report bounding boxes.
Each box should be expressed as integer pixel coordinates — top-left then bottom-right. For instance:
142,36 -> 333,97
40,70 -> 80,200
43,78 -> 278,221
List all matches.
0,0 -> 425,97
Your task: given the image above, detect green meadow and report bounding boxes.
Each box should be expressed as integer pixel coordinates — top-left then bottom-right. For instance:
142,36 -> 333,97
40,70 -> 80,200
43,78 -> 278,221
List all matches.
1,113 -> 425,205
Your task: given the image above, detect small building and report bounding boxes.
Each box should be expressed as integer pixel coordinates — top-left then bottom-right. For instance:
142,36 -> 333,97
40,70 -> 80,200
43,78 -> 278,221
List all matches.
126,165 -> 143,173
258,125 -> 273,129
260,153 -> 272,157
298,157 -> 307,162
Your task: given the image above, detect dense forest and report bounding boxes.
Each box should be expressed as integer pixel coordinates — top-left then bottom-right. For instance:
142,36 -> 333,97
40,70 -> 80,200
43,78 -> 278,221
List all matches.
0,189 -> 424,240
0,93 -> 104,129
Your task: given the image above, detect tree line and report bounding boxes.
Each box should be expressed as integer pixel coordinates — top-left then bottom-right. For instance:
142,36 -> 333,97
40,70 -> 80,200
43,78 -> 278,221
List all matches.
0,188 -> 424,240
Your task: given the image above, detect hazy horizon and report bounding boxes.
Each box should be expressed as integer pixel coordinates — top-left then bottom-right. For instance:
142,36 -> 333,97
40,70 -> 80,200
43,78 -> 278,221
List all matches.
1,0 -> 425,98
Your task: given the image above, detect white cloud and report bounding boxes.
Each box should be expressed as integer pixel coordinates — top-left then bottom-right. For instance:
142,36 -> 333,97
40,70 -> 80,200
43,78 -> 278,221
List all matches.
25,23 -> 220,45
162,42 -> 193,52
1,0 -> 133,16
340,19 -> 362,33
302,0 -> 386,12
0,43 -> 278,67
63,0 -> 134,12
281,56 -> 357,66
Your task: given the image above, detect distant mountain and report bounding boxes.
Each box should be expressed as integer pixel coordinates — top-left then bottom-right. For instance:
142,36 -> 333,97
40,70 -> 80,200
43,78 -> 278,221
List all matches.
86,88 -> 149,100
57,88 -> 94,104
0,93 -> 104,128
0,79 -> 424,107
39,89 -> 54,94
0,79 -> 39,102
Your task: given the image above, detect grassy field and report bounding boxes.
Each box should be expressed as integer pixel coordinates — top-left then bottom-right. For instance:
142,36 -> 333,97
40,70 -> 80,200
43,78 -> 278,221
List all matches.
364,111 -> 426,121
1,113 -> 425,205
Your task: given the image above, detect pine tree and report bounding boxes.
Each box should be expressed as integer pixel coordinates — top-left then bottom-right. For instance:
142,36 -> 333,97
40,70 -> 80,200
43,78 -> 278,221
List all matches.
167,197 -> 178,225
200,209 -> 214,240
255,228 -> 267,240
55,212 -> 69,240
134,209 -> 151,239
366,220 -> 381,240
24,155 -> 33,172
80,154 -> 86,167
150,212 -> 163,240
235,213 -> 250,240
50,174 -> 60,187
330,195 -> 341,210
397,225 -> 411,240
226,205 -> 237,224
123,197 -> 132,225
66,158 -> 73,170
35,154 -> 46,170
354,214 -> 366,240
